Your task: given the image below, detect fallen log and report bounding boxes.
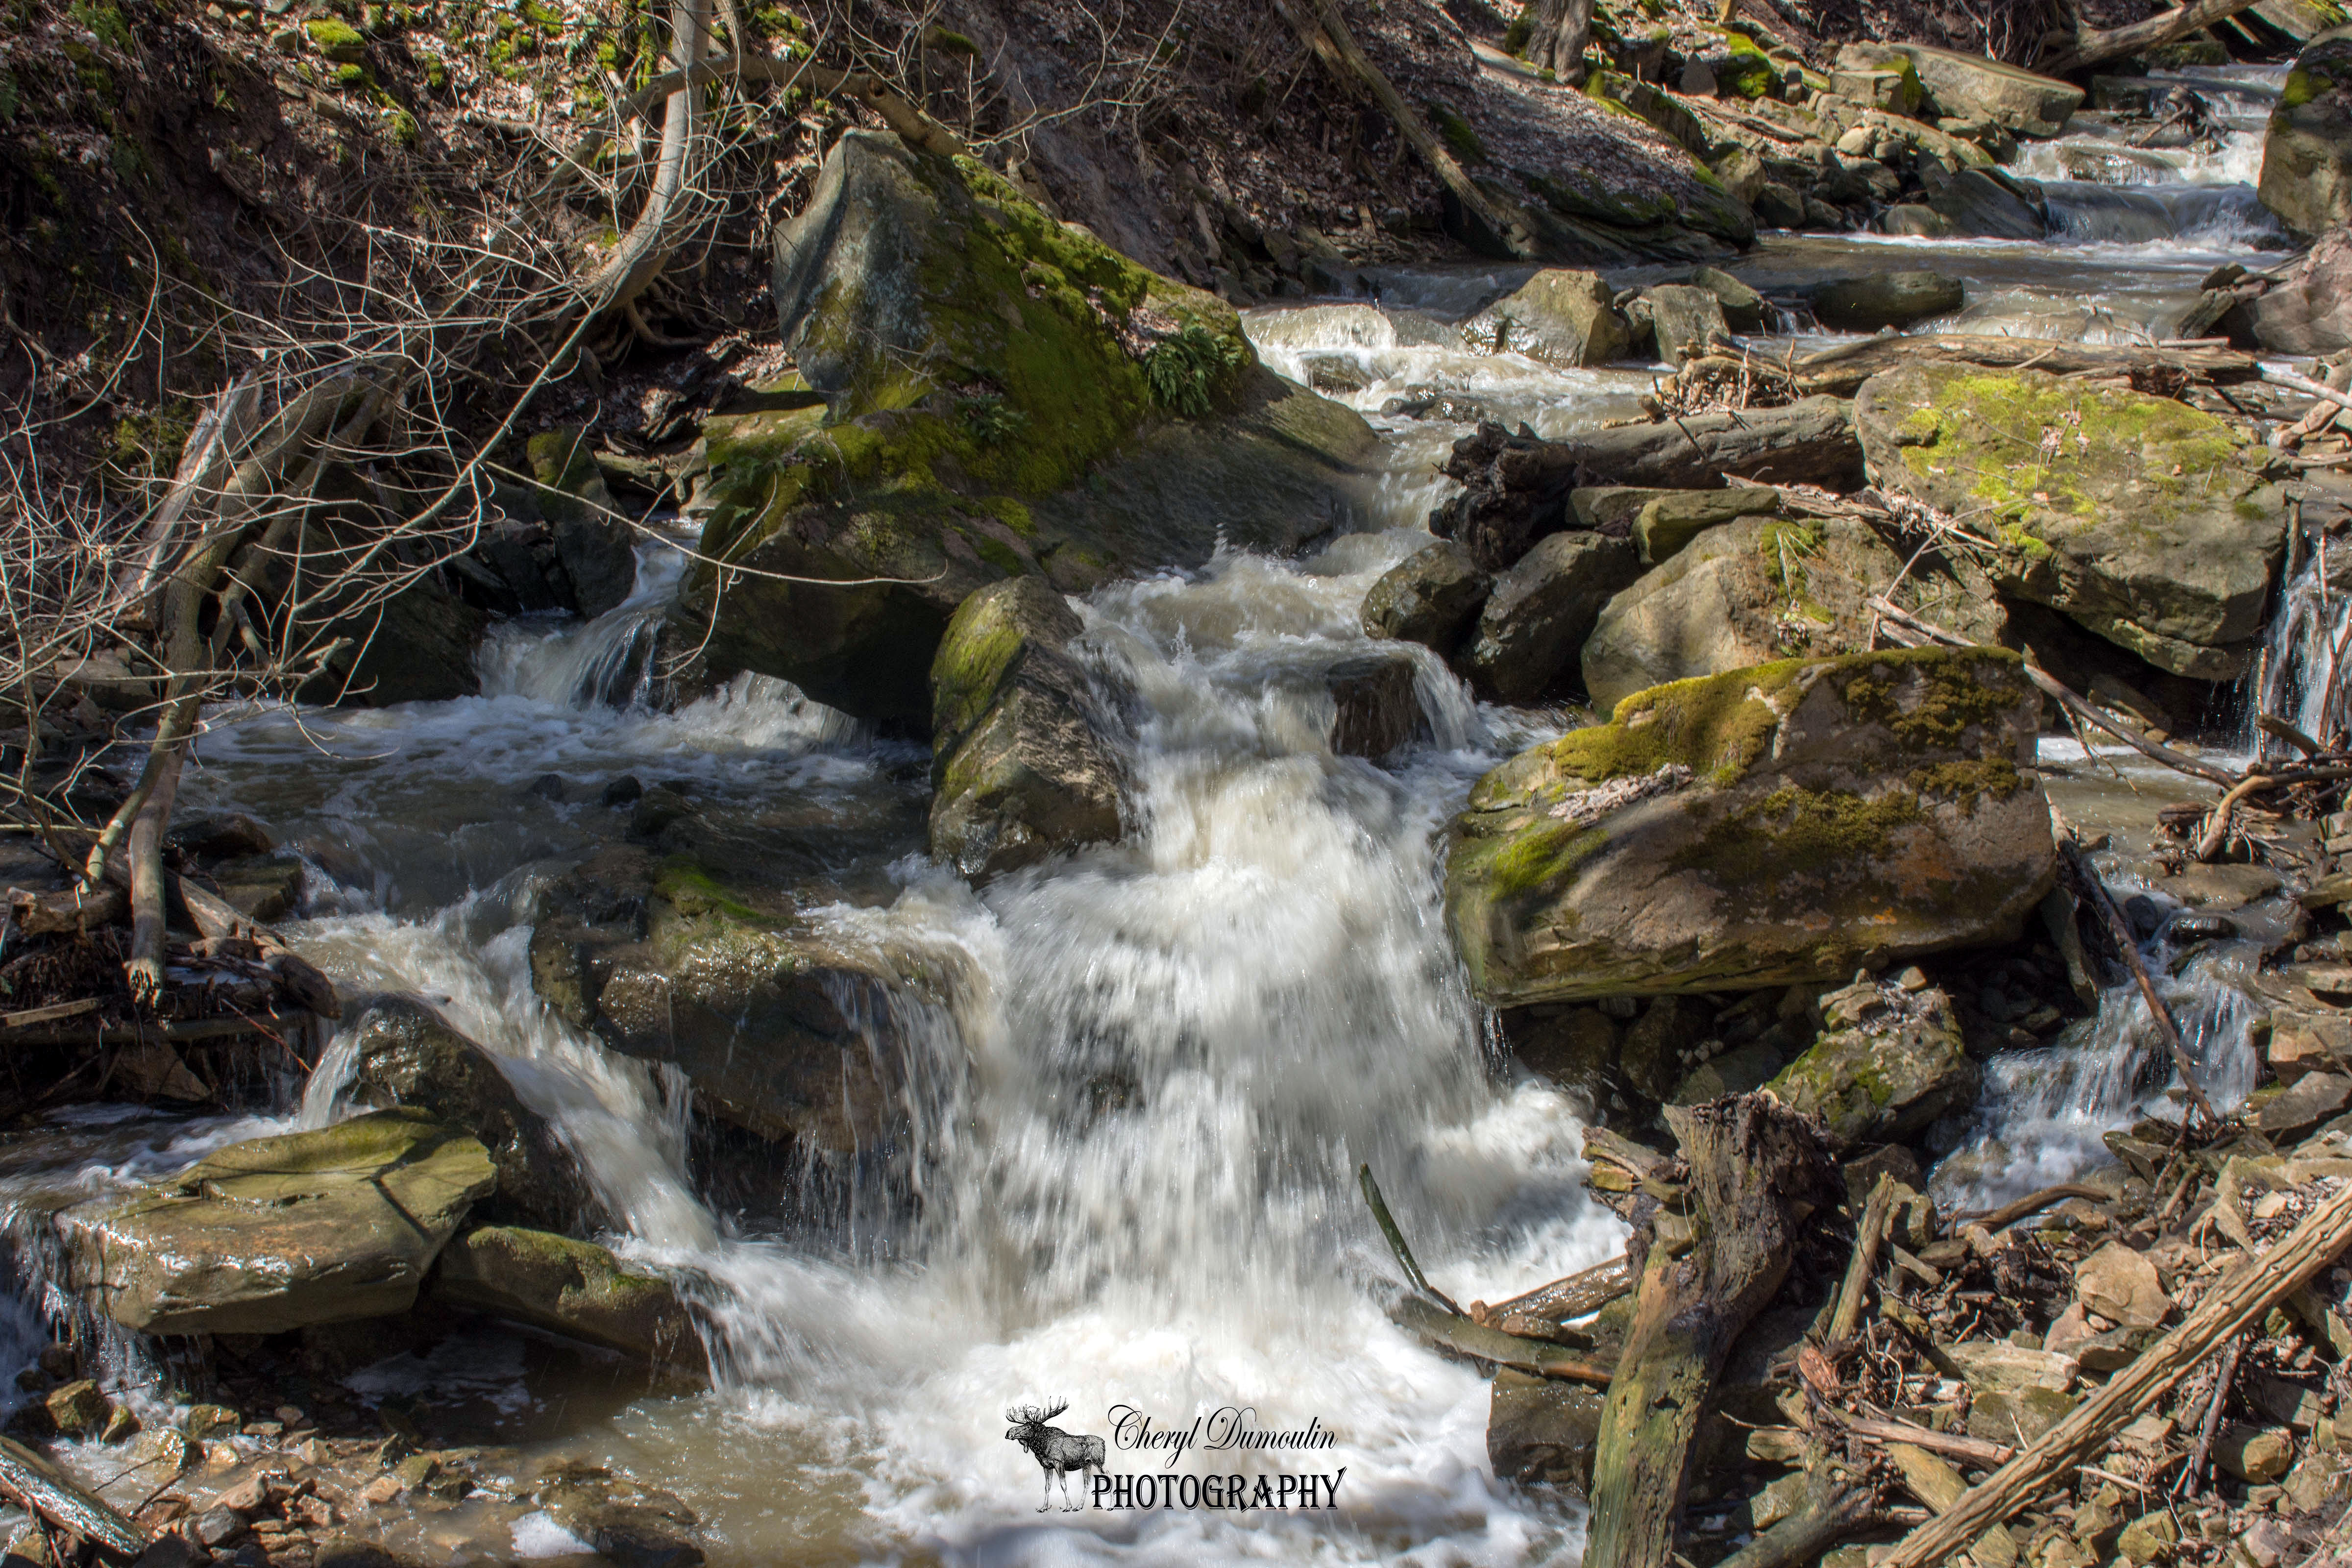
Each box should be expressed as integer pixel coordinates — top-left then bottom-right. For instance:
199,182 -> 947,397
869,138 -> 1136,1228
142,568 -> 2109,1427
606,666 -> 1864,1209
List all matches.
1874,1170 -> 2352,1568
1826,1173 -> 1896,1347
1582,1096 -> 1840,1568
1389,1295 -> 1617,1387
1764,335 -> 2260,398
6,884 -> 127,937
2037,0 -> 2273,76
0,1433 -> 146,1560
1474,1252 -> 1633,1325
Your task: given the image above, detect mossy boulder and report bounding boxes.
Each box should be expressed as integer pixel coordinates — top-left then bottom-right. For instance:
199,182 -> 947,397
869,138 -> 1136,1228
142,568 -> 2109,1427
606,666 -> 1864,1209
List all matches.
307,16 -> 366,62
335,994 -> 606,1234
59,1109 -> 494,1335
1854,363 -> 2287,679
1446,647 -> 2055,1005
667,131 -> 1376,724
526,426 -> 636,617
2260,27 -> 2352,234
1764,977 -> 1979,1143
1875,44 -> 2082,137
526,844 -> 905,1152
433,1226 -> 705,1374
929,576 -> 1127,880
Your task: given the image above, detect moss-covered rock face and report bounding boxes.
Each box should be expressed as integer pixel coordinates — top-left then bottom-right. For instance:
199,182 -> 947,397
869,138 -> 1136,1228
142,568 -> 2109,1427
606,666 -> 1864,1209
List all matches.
668,131 -> 1378,724
526,844 -> 906,1153
1764,977 -> 1979,1143
525,425 -> 636,618
433,1226 -> 705,1375
59,1109 -> 494,1335
2261,26 -> 2352,234
929,577 -> 1127,881
1855,363 -> 2286,679
1446,647 -> 2056,1005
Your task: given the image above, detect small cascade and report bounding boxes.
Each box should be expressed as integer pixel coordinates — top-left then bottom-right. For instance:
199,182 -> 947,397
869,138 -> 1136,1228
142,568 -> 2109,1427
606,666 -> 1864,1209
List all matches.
2250,550 -> 2352,755
476,537 -> 691,708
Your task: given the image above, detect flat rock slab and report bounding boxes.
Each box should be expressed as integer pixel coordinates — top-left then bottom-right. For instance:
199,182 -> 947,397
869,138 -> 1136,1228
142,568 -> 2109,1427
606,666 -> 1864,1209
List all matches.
61,1108 -> 493,1336
434,1226 -> 706,1374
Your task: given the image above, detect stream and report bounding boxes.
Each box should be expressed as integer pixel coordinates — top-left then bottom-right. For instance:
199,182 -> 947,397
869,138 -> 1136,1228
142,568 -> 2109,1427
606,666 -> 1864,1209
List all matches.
0,60 -> 2319,1568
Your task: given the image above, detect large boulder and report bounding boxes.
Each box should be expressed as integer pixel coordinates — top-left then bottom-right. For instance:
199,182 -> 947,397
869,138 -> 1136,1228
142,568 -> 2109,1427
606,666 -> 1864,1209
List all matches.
1633,487 -> 1782,567
1637,284 -> 1729,366
1764,977 -> 1980,1143
2260,28 -> 2352,235
929,577 -> 1127,880
2251,227 -> 2352,353
666,132 -> 1377,724
1459,533 -> 1643,702
528,845 -> 905,1151
1872,44 -> 2083,137
1855,362 -> 2287,679
59,1109 -> 493,1335
1465,270 -> 1630,366
1446,647 -> 2056,1005
1807,273 -> 1965,333
433,1226 -> 705,1373
335,994 -> 606,1234
527,426 -> 638,618
1361,540 -> 1492,653
1582,514 -> 1910,715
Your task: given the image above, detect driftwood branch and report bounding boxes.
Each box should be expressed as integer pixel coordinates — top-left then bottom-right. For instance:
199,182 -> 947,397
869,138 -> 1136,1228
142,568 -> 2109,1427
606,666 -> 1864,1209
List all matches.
0,1434 -> 145,1560
1876,1173 -> 2352,1567
1827,1173 -> 1896,1347
2038,0 -> 2272,76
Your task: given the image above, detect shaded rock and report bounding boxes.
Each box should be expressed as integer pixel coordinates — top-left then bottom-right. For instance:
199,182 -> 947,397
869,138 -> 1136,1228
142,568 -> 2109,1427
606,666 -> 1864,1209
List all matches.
1968,1385 -> 2078,1445
2257,1070 -> 2352,1139
1361,541 -> 1492,654
1467,270 -> 1631,366
2251,226 -> 2352,354
2261,28 -> 2352,235
1633,486 -> 1782,567
1684,266 -> 1766,331
1508,1007 -> 1621,1104
527,426 -> 637,618
1888,167 -> 2050,240
1488,1368 -> 1603,1489
929,577 -> 1127,880
1571,487 -> 1673,534
1639,283 -> 1728,365
296,548 -> 487,707
538,1467 -> 704,1568
1670,1040 -> 1786,1103
433,1226 -> 705,1374
337,994 -> 605,1233
528,846 -> 906,1152
2075,1240 -> 2172,1329
1581,514 -> 1902,714
669,132 -> 1375,724
1458,532 -> 1642,702
1806,272 -> 1965,332
1327,652 -> 1423,758
60,1109 -> 493,1335
43,1381 -> 108,1439
1764,979 -> 1979,1143
1446,647 -> 2055,1005
1831,60 -> 1924,117
1855,362 -> 2285,679
2217,1424 -> 2297,1483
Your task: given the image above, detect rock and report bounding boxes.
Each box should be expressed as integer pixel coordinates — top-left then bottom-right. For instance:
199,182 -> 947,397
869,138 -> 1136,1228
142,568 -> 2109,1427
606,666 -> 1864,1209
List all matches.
1754,181 -> 1807,228
1446,647 -> 2056,1004
2216,1424 -> 2297,1483
1632,487 -> 1782,567
668,132 -> 1375,724
1947,1341 -> 2079,1395
1855,362 -> 2285,679
1764,980 -> 1979,1143
1968,1385 -> 2078,1445
528,845 -> 906,1152
1892,167 -> 2049,240
1640,284 -> 1728,365
131,1536 -> 209,1568
929,577 -> 1127,880
2257,1070 -> 2352,1138
314,1543 -> 404,1568
1487,1367 -> 1604,1487
1619,995 -> 1707,1102
335,994 -> 605,1233
433,1226 -> 705,1373
1873,44 -> 2083,137
2269,1008 -> 2351,1082
1708,148 -> 1768,209
1326,652 -> 1423,758
1806,272 -> 1965,332
2283,1449 -> 2352,1513
2251,226 -> 2352,354
1832,63 -> 1924,117
539,1467 -> 703,1568
182,1405 -> 239,1440
526,426 -> 637,618
295,548 -> 487,707
42,1381 -> 108,1438
2262,29 -> 2352,235
2116,1508 -> 2178,1565
58,1109 -> 494,1335
1509,1007 -> 1620,1103
1684,267 -> 1766,332
1581,515 -> 1903,714
1361,541 -> 1491,654
1467,270 -> 1630,366
2075,1241 -> 2172,1329
1457,533 -> 1642,702
1670,1040 -> 1786,1103
1571,487 -> 1672,534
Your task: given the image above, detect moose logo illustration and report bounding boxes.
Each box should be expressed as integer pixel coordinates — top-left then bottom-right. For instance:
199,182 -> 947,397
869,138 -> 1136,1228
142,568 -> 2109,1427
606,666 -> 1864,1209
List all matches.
1004,1398 -> 1105,1511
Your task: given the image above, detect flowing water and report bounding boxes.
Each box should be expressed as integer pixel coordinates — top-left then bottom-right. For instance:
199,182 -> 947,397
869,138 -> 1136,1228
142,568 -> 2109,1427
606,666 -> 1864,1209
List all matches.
0,61 -> 2323,1566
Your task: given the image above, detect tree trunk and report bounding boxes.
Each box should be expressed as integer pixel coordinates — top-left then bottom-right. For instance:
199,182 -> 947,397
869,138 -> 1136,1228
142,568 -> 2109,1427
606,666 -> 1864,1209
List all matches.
1519,0 -> 1597,81
1581,1096 -> 1839,1568
2036,0 -> 2267,76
